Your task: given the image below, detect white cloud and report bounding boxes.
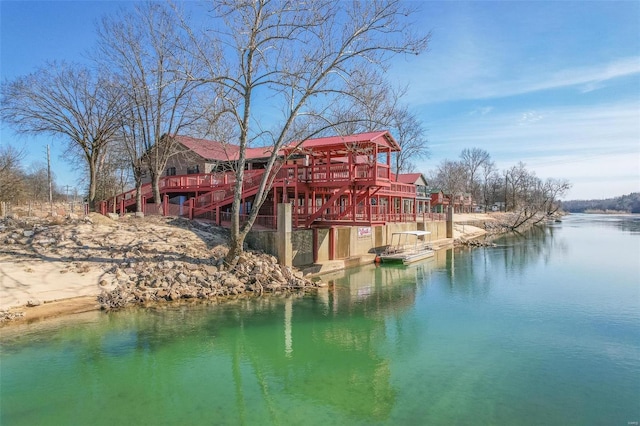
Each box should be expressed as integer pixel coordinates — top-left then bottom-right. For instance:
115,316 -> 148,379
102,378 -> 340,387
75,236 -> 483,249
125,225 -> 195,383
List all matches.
418,101 -> 640,200
469,106 -> 494,116
393,54 -> 640,104
518,111 -> 544,125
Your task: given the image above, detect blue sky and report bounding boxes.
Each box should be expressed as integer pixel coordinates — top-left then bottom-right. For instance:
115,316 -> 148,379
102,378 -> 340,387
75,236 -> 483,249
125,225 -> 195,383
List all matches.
1,1 -> 639,200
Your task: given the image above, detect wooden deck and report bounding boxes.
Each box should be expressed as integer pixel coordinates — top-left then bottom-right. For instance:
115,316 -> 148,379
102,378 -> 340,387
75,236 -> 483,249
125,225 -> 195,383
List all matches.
100,163 -> 422,229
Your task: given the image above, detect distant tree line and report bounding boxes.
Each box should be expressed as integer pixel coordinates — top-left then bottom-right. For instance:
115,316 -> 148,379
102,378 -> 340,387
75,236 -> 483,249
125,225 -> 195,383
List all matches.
429,148 -> 572,229
561,193 -> 640,213
0,145 -> 69,204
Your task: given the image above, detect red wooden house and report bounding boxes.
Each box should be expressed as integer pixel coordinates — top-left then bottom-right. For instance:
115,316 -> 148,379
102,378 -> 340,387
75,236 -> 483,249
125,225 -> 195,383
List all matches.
430,190 -> 447,213
101,131 -> 422,228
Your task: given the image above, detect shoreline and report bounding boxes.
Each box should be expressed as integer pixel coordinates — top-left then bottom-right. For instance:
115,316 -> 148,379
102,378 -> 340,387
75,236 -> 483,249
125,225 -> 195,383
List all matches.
0,212 -> 518,327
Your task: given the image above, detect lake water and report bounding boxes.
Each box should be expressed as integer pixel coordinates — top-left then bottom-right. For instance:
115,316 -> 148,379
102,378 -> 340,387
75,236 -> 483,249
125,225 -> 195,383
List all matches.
1,214 -> 639,425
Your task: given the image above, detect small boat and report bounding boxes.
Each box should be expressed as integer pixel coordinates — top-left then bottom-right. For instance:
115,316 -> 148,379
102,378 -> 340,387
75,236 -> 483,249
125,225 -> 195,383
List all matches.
379,230 -> 435,265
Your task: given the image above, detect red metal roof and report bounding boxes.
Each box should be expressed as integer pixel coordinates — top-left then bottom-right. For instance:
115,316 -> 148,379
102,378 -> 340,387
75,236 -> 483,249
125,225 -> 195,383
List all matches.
174,136 -> 273,161
396,173 -> 423,184
174,130 -> 398,161
286,130 -> 400,153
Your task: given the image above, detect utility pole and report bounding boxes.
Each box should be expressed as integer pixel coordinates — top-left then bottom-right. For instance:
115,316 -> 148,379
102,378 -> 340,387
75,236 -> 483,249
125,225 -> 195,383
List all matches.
504,173 -> 508,212
47,144 -> 53,215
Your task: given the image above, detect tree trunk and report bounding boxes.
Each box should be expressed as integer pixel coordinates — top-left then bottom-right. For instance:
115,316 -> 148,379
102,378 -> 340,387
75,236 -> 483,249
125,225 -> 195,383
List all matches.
226,230 -> 246,267
150,170 -> 163,215
88,158 -> 98,211
135,175 -> 143,214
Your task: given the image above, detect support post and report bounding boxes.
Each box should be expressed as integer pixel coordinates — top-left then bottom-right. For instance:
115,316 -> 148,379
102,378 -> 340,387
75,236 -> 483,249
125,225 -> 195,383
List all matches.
446,206 -> 454,239
277,203 -> 293,267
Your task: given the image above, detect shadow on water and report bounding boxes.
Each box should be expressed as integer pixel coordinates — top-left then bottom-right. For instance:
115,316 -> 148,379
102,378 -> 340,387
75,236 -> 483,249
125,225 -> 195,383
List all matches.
1,254 -> 453,424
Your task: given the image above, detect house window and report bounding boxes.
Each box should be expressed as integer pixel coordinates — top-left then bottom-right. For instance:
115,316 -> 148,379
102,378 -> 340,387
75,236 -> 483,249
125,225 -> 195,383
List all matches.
187,165 -> 199,174
166,167 -> 176,176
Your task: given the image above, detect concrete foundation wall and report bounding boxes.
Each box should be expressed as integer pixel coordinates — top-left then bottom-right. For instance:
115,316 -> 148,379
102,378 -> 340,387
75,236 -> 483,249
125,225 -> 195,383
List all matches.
291,229 -> 314,266
247,228 -> 314,267
246,230 -> 277,257
418,220 -> 447,241
316,229 -> 330,262
350,226 -> 375,256
247,220 -> 448,267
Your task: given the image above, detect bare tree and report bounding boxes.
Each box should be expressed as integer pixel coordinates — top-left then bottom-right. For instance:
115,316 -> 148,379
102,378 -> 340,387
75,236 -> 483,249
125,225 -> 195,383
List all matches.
541,178 -> 572,216
24,162 -> 51,202
1,62 -> 123,208
460,148 -> 491,202
390,106 -> 429,178
0,145 -> 26,202
429,160 -> 467,199
480,160 -> 500,211
329,69 -> 402,135
504,162 -> 533,212
183,0 -> 430,263
330,76 -> 429,178
93,147 -> 132,204
502,164 -> 570,229
96,2 -> 205,214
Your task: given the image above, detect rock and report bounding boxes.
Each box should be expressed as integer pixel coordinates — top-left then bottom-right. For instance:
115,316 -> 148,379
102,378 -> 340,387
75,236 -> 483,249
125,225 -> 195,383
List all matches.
26,299 -> 41,307
203,265 -> 218,274
0,310 -> 25,322
23,230 -> 34,237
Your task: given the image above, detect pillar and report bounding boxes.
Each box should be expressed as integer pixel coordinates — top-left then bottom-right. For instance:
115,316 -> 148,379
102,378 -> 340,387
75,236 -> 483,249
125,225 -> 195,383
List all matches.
446,205 -> 454,238
277,203 -> 293,267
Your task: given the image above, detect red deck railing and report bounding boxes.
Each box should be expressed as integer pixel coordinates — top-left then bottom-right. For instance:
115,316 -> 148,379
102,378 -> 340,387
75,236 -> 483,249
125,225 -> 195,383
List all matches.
99,162 -> 450,228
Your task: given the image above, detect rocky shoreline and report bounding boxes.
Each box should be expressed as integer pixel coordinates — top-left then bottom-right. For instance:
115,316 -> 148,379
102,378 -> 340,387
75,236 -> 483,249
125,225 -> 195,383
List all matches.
0,210 -> 555,324
98,250 -> 320,310
0,213 -> 319,324
453,211 -> 556,248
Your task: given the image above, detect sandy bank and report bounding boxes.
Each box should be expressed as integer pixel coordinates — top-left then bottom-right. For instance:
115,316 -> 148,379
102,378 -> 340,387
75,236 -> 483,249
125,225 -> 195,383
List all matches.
1,212 -> 510,325
0,213 -> 229,324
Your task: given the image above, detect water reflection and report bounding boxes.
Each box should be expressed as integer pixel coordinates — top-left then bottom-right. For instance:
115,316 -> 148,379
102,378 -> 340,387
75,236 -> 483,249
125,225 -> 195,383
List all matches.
3,215 -> 638,425
565,213 -> 640,233
425,223 -> 574,299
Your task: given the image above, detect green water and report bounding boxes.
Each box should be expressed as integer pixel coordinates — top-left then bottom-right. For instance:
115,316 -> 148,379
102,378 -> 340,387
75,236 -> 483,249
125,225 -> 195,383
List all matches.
1,214 -> 639,425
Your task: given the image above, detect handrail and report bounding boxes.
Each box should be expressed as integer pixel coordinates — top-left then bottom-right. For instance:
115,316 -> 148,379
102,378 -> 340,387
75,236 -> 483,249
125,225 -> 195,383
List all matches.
192,169 -> 266,214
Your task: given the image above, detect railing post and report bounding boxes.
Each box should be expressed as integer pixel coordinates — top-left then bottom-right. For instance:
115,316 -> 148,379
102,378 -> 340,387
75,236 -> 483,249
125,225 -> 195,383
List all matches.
189,198 -> 194,220
163,194 -> 169,216
119,199 -> 125,216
